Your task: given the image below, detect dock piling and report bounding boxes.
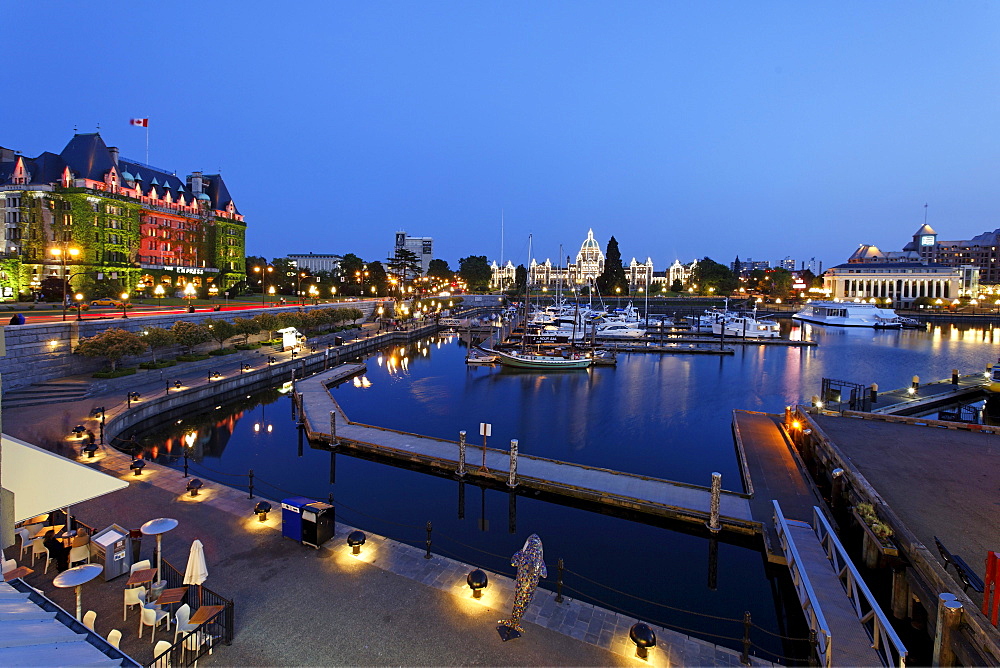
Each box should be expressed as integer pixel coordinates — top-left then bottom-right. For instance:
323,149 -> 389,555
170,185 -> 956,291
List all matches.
425,521 -> 433,559
329,410 -> 337,446
508,439 -> 518,488
707,472 -> 722,533
932,594 -> 963,667
457,431 -> 466,477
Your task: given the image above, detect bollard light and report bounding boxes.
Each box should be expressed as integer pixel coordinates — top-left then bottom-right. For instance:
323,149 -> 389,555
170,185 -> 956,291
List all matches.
130,459 -> 146,476
254,501 -> 272,522
467,569 -> 488,598
629,622 -> 657,660
82,441 -> 98,458
186,478 -> 203,497
347,530 -> 366,554
72,424 -> 86,435
175,380 -> 182,389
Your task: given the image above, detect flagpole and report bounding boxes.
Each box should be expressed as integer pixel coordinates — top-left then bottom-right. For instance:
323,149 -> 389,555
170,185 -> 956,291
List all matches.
145,124 -> 149,164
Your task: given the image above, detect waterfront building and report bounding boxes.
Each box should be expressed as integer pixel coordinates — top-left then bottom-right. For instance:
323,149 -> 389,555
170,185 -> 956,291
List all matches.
394,231 -> 433,276
0,133 -> 246,300
627,256 -> 654,289
527,228 -> 606,288
288,253 -> 342,274
902,223 -> 1000,284
490,260 -> 515,290
823,243 -> 977,306
668,259 -> 697,287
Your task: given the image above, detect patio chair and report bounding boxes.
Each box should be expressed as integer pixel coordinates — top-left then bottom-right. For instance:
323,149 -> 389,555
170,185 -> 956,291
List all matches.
30,538 -> 49,573
68,543 -> 91,567
174,603 -> 197,642
130,559 -> 151,574
183,627 -> 213,665
124,585 -> 146,620
15,528 -> 31,559
2,558 -> 15,575
153,640 -> 172,667
106,629 -> 122,649
139,604 -> 170,643
83,610 -> 96,631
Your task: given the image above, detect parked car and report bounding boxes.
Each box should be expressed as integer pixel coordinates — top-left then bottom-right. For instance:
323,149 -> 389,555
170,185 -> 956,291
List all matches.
90,297 -> 123,308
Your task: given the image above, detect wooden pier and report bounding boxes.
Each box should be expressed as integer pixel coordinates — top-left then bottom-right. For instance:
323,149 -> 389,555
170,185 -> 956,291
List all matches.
294,366 -> 757,533
731,411 -> 827,563
868,373 -> 986,415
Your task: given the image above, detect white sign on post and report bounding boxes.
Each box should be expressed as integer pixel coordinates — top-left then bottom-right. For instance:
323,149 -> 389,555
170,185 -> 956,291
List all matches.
480,423 -> 492,437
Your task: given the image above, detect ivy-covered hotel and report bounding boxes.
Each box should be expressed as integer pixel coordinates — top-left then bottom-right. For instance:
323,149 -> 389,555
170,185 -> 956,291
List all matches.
0,132 -> 246,301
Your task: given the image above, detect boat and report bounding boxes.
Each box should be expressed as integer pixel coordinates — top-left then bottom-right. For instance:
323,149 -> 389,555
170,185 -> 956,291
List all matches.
988,358 -> 1000,393
466,349 -> 499,365
480,346 -> 592,369
595,322 -> 647,339
792,301 -> 904,328
711,313 -> 781,338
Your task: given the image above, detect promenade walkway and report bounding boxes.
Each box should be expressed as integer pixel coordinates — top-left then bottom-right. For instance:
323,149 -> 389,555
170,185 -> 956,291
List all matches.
2,321 -> 777,666
297,368 -> 756,533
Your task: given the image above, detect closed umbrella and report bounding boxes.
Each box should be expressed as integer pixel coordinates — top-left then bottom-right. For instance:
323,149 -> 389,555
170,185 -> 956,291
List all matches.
183,539 -> 208,604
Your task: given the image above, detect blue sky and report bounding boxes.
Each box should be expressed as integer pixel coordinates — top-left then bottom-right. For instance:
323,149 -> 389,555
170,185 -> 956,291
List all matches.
7,2 -> 1000,272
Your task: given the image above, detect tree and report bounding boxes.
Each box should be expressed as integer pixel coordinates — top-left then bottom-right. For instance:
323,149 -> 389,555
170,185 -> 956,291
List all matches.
339,254 -> 365,296
427,259 -> 453,280
689,257 -> 738,295
595,236 -> 628,295
458,255 -> 491,291
254,312 -> 279,341
512,264 -> 528,295
767,268 -> 793,298
387,247 -> 422,286
171,321 -> 210,355
367,260 -> 389,297
232,317 -> 261,345
670,278 -> 683,293
203,317 -> 237,349
75,328 -> 146,371
141,327 -> 175,364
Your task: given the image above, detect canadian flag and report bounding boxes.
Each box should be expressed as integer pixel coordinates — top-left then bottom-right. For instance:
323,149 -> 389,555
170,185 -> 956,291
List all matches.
129,118 -> 148,127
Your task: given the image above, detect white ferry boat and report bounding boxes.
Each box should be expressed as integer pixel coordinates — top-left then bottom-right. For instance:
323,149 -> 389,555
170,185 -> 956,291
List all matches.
792,301 -> 904,328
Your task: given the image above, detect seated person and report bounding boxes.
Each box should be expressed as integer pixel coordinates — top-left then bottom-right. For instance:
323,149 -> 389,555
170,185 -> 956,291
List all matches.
71,528 -> 90,548
42,530 -> 70,572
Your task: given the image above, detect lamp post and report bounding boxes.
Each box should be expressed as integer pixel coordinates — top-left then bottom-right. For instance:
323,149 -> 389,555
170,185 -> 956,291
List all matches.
296,272 -> 311,307
50,246 -> 80,321
154,283 -> 164,309
208,284 -> 219,301
184,282 -> 197,309
308,284 -> 319,305
253,265 -> 274,307
74,293 -> 85,321
120,292 -> 130,318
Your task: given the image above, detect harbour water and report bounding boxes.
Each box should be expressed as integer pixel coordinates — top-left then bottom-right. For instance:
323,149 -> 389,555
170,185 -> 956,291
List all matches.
136,320 -> 999,661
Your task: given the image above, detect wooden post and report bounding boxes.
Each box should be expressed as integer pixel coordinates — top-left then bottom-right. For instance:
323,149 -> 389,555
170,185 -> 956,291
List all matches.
951,369 -> 959,385
891,565 -> 910,619
932,594 -> 963,667
912,374 -> 920,390
507,439 -> 518,488
329,410 -> 337,446
830,468 -> 845,509
707,472 -> 722,533
870,383 -> 878,403
457,431 -> 466,477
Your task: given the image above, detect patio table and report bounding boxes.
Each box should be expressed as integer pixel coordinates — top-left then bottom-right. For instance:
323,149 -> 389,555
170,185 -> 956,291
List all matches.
125,567 -> 157,587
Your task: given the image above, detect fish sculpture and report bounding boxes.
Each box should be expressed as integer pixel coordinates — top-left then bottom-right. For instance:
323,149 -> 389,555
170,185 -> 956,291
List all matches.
497,533 -> 547,640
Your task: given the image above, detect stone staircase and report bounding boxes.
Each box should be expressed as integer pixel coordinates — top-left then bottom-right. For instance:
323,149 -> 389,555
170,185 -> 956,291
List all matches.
1,380 -> 92,409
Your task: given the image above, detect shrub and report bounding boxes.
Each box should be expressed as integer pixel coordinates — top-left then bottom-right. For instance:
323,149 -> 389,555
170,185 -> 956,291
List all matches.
92,367 -> 137,378
208,348 -> 238,356
76,328 -> 146,371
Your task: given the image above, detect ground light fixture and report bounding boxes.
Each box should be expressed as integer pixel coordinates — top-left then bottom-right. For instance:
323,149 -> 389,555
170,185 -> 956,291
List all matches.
186,479 -> 203,497
174,380 -> 182,389
130,459 -> 146,476
82,441 -> 98,458
467,569 -> 488,598
347,530 -> 366,554
629,622 -> 656,659
254,501 -> 271,522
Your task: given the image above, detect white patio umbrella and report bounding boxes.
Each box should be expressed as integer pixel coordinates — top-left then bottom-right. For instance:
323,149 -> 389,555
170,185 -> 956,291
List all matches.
183,539 -> 208,604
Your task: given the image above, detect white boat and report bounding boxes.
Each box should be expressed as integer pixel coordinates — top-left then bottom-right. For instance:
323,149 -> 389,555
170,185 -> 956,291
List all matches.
595,322 -> 647,339
711,313 -> 781,338
481,347 -> 592,369
792,301 -> 904,328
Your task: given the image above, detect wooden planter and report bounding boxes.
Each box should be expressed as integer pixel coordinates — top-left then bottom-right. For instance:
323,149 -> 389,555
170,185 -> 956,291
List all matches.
853,508 -> 898,568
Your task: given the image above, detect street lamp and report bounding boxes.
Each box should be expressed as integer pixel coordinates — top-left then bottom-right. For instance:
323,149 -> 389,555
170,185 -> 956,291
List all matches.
183,282 -> 197,309
253,265 -> 274,307
208,285 -> 219,301
50,246 -> 80,321
296,272 -> 312,306
154,284 -> 165,308
120,292 -> 130,319
74,293 -> 85,321
308,284 -> 319,304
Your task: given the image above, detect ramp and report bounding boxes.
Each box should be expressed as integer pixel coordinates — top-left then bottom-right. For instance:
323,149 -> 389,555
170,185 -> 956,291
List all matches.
773,502 -> 906,667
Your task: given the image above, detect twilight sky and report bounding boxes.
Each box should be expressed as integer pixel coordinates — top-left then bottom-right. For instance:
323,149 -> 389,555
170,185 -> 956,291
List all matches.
7,2 -> 1000,272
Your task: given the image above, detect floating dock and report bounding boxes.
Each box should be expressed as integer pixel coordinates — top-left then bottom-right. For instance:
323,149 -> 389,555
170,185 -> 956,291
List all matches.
295,366 -> 757,534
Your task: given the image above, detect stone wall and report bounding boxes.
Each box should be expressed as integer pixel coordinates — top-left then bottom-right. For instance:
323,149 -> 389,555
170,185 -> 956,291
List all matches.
0,301 -> 378,392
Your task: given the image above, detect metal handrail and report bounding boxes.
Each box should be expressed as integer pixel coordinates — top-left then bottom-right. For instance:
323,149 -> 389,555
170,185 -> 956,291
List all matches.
811,506 -> 908,667
773,500 -> 833,667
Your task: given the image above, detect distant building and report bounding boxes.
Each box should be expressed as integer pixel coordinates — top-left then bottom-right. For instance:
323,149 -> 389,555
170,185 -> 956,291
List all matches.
395,231 -> 433,276
668,259 -> 697,286
527,228 -> 607,288
288,253 -> 342,274
902,223 -> 1000,284
737,258 -> 771,272
778,256 -> 796,271
490,260 -> 515,290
